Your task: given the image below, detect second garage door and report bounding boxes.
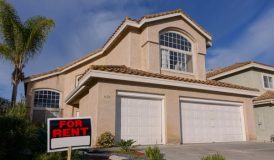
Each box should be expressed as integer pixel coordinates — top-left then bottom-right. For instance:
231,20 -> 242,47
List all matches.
180,98 -> 245,143
116,94 -> 163,145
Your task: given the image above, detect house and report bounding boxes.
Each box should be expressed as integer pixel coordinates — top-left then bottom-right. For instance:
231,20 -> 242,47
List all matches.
207,61 -> 274,142
24,9 -> 260,145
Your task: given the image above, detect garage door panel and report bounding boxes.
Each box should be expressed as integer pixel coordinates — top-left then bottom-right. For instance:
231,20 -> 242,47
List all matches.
181,100 -> 244,143
117,96 -> 162,145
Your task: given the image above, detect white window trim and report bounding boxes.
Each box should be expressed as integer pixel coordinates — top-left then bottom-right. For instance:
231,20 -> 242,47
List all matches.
159,31 -> 193,73
31,89 -> 62,120
161,68 -> 195,76
160,45 -> 192,56
261,73 -> 274,91
33,107 -> 60,111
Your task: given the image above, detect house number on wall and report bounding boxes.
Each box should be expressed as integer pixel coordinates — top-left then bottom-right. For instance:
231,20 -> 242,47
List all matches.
104,95 -> 111,99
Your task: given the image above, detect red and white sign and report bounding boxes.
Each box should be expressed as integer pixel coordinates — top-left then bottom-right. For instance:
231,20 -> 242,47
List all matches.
47,117 -> 92,152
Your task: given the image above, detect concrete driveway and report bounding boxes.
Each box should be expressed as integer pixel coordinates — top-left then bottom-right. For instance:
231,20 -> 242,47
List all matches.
158,142 -> 274,160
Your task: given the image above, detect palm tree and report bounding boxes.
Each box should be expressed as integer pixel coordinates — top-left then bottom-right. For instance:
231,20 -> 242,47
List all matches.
0,0 -> 54,106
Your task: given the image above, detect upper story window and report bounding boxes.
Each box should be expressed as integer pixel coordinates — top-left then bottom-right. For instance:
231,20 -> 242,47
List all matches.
33,90 -> 60,108
160,31 -> 193,73
263,75 -> 273,89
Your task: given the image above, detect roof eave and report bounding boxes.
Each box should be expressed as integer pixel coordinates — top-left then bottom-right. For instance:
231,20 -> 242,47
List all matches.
65,70 -> 259,104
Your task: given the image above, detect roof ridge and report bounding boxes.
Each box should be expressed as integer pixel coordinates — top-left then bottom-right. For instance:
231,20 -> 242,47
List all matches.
25,9 -> 212,81
207,61 -> 274,78
25,48 -> 103,80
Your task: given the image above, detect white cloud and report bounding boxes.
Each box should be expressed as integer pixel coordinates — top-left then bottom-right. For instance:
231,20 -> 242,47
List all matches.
207,5 -> 274,69
0,0 -> 150,99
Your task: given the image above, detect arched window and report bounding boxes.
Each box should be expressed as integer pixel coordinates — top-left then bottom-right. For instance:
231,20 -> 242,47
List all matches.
33,90 -> 60,108
159,31 -> 193,73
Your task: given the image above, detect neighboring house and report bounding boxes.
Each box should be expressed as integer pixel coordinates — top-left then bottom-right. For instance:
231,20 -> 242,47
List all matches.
24,9 -> 260,145
207,61 -> 274,142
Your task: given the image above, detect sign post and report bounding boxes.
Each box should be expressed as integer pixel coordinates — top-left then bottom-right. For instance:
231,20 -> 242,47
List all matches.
67,146 -> 72,160
47,117 -> 92,153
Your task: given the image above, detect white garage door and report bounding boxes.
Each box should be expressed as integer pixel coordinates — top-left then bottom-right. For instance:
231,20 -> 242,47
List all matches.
116,95 -> 163,145
180,98 -> 245,143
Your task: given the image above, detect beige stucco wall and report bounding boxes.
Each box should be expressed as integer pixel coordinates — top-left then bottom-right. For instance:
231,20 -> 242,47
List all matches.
25,74 -> 66,119
139,17 -> 207,79
26,16 -> 209,118
78,80 -> 256,145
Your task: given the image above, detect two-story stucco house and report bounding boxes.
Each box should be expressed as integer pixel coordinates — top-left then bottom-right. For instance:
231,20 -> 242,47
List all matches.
24,9 -> 260,145
207,61 -> 274,142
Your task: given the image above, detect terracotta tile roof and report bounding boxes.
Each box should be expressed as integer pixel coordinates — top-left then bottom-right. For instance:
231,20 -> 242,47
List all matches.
254,91 -> 274,101
101,9 -> 211,52
26,9 -> 211,80
207,61 -> 274,78
26,68 -> 61,79
26,48 -> 102,79
81,65 -> 258,92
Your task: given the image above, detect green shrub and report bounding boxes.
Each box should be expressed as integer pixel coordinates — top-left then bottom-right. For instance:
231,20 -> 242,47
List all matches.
201,153 -> 226,160
145,146 -> 164,160
0,103 -> 46,160
117,139 -> 136,153
36,152 -> 66,160
36,150 -> 84,160
5,102 -> 28,118
97,131 -> 115,148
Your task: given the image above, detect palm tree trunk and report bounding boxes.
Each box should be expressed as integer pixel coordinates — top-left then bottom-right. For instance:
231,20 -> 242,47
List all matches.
11,81 -> 18,107
11,67 -> 21,107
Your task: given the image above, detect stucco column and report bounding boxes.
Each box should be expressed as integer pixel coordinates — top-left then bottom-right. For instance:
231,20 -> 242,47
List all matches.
165,92 -> 181,144
244,99 -> 257,141
97,83 -> 116,136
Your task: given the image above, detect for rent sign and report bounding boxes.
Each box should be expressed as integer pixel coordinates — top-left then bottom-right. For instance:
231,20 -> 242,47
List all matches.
47,117 -> 92,152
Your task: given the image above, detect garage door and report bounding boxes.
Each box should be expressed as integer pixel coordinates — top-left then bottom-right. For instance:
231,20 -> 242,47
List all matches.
116,94 -> 163,145
180,98 -> 245,143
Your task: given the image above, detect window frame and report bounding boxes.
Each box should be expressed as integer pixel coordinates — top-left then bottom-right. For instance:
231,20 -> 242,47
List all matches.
262,73 -> 274,90
159,31 -> 194,73
32,89 -> 61,111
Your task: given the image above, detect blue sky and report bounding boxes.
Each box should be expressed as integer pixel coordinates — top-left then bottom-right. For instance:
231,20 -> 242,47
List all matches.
1,0 -> 274,100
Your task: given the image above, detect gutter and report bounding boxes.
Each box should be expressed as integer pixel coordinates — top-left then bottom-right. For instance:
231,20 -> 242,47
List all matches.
253,99 -> 274,106
65,85 -> 86,104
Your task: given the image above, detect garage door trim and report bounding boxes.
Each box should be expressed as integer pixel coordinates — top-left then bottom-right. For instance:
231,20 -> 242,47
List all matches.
180,97 -> 246,142
117,91 -> 164,99
117,91 -> 166,144
180,97 -> 243,106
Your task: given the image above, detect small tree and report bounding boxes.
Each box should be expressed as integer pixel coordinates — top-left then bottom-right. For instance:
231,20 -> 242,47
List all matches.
117,139 -> 136,153
0,0 -> 55,106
